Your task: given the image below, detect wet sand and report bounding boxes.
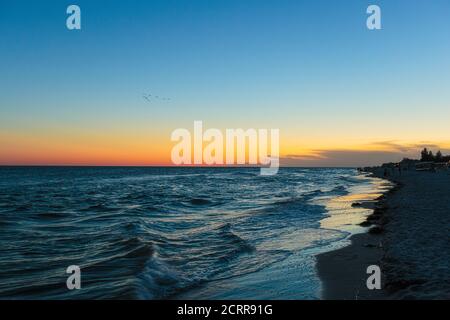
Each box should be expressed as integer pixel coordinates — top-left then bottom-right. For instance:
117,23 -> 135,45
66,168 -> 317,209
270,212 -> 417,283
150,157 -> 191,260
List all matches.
317,168 -> 450,300
317,182 -> 394,300
317,232 -> 385,299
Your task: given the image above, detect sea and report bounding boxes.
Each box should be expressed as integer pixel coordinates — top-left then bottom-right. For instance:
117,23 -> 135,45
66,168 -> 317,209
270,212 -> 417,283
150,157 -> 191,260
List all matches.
0,167 -> 390,299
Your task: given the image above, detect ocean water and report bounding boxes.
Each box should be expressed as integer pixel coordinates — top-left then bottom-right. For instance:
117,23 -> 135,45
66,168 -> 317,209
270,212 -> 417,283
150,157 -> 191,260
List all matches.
0,167 -> 388,299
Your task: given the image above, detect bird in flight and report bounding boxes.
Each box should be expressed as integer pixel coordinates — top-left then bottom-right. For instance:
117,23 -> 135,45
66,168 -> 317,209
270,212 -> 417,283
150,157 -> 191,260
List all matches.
142,93 -> 171,103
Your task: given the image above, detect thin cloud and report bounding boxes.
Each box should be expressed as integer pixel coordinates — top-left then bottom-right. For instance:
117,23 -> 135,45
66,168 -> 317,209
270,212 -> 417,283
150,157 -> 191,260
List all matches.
282,149 -> 405,167
285,154 -> 325,160
368,141 -> 413,152
281,143 -> 450,167
368,140 -> 446,153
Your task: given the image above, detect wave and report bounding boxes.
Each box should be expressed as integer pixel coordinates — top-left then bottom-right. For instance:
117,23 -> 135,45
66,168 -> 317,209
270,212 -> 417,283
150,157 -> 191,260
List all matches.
0,167 -> 372,299
188,198 -> 213,205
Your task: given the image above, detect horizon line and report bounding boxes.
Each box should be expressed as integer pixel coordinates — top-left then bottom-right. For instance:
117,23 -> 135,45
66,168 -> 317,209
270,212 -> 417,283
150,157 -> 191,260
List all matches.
0,165 -> 362,169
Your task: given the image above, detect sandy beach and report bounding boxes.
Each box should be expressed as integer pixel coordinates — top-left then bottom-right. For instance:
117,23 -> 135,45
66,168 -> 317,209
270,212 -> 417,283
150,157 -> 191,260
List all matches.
318,168 -> 450,300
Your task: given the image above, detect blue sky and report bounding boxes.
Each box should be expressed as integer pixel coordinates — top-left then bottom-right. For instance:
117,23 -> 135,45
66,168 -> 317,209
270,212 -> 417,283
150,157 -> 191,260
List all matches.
1,0 -> 450,165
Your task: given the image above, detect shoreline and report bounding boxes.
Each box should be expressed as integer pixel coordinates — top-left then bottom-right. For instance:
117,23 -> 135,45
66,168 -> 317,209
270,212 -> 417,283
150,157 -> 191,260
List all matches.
318,167 -> 450,299
316,171 -> 400,300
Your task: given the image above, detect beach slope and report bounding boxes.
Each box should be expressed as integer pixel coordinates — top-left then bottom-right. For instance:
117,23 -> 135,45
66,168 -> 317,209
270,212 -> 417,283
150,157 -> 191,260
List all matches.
318,169 -> 450,300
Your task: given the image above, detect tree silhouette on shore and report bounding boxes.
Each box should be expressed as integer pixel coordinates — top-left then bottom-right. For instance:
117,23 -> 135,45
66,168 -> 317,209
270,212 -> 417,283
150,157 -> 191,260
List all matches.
420,148 -> 450,162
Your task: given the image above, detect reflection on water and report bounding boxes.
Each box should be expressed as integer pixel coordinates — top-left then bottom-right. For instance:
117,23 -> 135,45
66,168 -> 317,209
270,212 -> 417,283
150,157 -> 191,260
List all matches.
319,174 -> 393,233
0,167 -> 390,299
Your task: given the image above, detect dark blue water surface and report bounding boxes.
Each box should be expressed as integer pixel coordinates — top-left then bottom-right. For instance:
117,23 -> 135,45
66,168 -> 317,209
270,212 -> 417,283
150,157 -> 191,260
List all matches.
0,167 -> 378,299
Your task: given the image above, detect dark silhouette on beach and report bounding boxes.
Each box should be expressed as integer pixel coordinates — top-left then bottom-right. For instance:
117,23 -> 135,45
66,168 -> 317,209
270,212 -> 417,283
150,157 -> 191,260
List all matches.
420,148 -> 450,162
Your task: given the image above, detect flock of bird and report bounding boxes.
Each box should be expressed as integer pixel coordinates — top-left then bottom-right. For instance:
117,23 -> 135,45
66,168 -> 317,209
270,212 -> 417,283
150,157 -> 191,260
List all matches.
142,93 -> 171,103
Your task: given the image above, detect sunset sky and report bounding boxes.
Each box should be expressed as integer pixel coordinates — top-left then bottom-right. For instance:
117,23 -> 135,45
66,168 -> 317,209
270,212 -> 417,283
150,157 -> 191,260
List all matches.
1,0 -> 450,166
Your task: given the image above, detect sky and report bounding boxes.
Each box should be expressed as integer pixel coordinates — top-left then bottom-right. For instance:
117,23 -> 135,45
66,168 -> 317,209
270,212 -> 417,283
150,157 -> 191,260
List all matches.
1,0 -> 450,166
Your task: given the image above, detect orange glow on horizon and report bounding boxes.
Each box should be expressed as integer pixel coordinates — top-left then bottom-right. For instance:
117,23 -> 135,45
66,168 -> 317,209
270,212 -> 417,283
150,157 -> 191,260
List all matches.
2,129 -> 450,166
